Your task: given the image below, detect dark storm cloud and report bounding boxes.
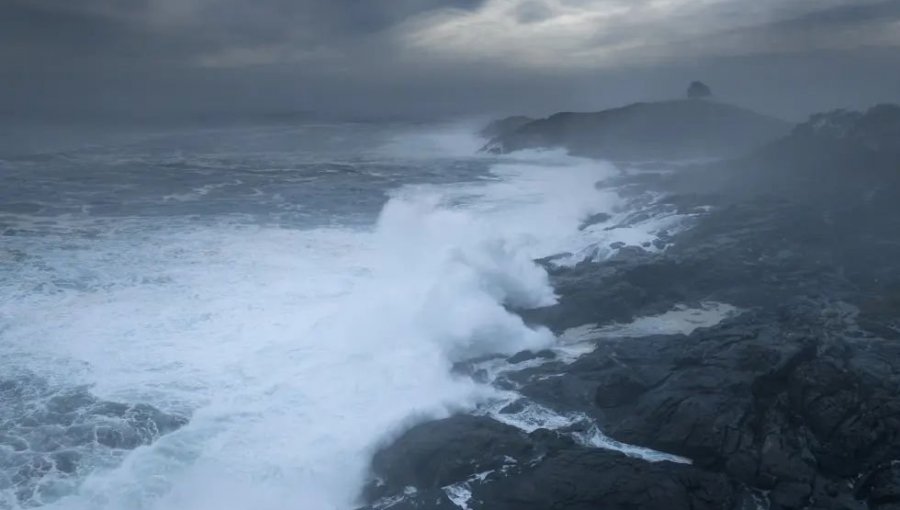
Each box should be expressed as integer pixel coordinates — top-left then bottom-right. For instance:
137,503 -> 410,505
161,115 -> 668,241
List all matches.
0,1 -> 145,60
779,0 -> 900,28
679,0 -> 900,58
0,0 -> 487,71
0,0 -> 898,119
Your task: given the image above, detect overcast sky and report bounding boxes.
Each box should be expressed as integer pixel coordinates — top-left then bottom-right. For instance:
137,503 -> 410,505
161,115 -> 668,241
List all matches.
2,0 -> 899,121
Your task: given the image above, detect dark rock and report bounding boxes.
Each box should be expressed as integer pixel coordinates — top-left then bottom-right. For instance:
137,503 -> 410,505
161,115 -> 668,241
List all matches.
793,103 -> 900,154
364,415 -> 737,510
515,289 -> 900,508
687,81 -> 713,100
479,116 -> 534,141
858,463 -> 900,509
484,100 -> 789,161
472,448 -> 736,510
506,349 -> 556,364
578,211 -> 612,230
593,371 -> 649,408
770,481 -> 812,509
369,415 -> 536,492
367,102 -> 900,510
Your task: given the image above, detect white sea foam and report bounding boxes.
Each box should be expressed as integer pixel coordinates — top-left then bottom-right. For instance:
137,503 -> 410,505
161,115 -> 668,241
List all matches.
466,302 -> 739,469
482,398 -> 692,464
573,425 -> 691,464
4,204 -> 544,510
0,129 -> 702,509
561,302 -> 741,342
443,484 -> 473,510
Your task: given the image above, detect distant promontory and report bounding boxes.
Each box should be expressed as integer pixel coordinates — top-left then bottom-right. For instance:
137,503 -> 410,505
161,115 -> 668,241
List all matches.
483,95 -> 791,161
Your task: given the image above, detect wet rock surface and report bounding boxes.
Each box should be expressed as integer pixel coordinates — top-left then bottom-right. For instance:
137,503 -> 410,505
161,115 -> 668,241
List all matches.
361,416 -> 740,510
363,106 -> 900,510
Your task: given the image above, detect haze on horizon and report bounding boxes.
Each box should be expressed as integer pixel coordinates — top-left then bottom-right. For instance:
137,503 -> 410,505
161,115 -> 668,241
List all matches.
2,0 -> 900,122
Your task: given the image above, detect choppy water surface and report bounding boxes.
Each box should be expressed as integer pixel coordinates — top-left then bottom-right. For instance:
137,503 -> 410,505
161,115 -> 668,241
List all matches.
0,121 -> 693,509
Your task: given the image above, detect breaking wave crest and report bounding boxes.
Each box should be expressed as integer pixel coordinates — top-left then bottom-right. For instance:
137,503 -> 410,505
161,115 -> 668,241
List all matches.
0,133 -> 689,509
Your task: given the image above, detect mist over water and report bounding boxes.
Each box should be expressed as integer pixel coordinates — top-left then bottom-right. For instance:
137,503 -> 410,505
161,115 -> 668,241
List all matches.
0,123 -> 680,509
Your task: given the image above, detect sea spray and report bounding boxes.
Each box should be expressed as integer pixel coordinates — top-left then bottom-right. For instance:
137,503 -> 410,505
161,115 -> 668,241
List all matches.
0,125 -> 685,509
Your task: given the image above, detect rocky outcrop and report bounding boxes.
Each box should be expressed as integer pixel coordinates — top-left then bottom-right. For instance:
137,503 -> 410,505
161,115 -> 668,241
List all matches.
483,100 -> 790,161
362,104 -> 900,510
690,103 -> 900,202
515,302 -> 900,510
363,303 -> 900,510
793,104 -> 900,153
361,415 -> 741,510
478,116 -> 534,141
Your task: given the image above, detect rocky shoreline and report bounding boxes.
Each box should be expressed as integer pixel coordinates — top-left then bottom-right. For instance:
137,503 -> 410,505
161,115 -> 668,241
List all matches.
358,105 -> 900,510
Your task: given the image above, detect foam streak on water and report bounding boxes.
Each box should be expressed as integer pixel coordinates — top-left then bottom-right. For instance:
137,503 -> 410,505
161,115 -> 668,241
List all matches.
0,126 -> 692,510
560,302 -> 741,341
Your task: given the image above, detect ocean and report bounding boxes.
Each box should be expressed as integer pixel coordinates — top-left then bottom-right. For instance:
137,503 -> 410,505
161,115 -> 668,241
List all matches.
0,121 -> 697,509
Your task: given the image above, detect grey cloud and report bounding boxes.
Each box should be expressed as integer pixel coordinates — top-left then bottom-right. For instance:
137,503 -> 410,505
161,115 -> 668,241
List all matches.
693,0 -> 900,56
0,0 -> 897,120
513,1 -> 555,24
776,0 -> 900,28
1,0 -> 487,66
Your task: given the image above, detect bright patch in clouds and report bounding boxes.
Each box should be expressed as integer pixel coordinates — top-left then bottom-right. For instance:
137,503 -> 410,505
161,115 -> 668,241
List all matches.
399,0 -> 898,69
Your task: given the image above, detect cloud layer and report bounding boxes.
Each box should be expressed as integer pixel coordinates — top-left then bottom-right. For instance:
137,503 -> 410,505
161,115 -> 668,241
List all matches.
401,0 -> 900,68
2,0 -> 898,119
